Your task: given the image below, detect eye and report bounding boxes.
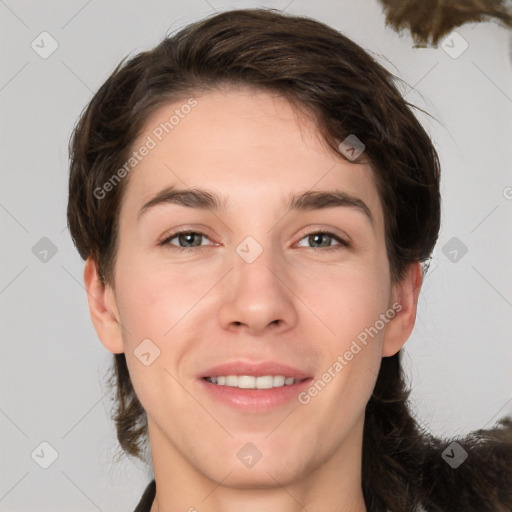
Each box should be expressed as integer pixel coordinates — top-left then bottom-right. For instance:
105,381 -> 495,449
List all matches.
160,230 -> 213,252
296,230 -> 349,251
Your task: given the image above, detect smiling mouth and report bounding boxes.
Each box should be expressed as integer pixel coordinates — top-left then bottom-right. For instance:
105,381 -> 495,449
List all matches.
203,375 -> 306,389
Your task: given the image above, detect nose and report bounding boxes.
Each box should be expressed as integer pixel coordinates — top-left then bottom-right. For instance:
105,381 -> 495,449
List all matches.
218,245 -> 298,336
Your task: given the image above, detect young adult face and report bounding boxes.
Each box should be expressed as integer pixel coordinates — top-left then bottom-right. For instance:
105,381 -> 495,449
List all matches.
85,87 -> 421,509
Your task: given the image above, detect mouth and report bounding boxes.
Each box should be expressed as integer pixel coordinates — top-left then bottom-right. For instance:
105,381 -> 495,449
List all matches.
198,361 -> 313,412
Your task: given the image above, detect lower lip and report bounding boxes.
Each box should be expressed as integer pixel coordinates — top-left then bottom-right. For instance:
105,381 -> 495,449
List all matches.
198,378 -> 313,412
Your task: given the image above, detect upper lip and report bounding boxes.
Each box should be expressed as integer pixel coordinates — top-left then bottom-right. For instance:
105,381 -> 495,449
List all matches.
199,360 -> 312,380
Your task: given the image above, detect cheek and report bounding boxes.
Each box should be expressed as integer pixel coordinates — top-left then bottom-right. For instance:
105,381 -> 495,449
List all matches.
116,261 -> 203,417
299,258 -> 390,341
299,265 -> 389,429
114,252 -> 205,342
296,257 -> 391,414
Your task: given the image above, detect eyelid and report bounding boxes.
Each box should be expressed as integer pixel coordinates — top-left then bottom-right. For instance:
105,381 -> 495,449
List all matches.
294,227 -> 350,249
159,228 -> 215,248
158,224 -> 214,241
295,226 -> 350,243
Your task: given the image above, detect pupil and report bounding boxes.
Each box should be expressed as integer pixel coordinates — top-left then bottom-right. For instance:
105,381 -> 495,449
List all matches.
311,234 -> 328,247
181,233 -> 200,247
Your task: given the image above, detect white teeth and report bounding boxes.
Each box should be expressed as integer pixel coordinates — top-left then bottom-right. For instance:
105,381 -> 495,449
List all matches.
273,375 -> 285,387
205,375 -> 298,389
225,375 -> 238,386
238,375 -> 256,388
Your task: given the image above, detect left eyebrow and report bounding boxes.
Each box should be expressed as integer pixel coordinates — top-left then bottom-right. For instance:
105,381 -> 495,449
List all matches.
287,189 -> 374,227
137,185 -> 374,227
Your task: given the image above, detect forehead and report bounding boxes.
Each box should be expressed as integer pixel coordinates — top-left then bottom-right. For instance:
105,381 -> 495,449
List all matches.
120,88 -> 384,227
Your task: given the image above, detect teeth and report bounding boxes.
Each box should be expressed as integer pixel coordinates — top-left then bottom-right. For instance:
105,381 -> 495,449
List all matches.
205,375 -> 299,389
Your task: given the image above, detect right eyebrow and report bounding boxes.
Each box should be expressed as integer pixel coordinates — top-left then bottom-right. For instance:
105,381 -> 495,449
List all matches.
137,186 -> 228,222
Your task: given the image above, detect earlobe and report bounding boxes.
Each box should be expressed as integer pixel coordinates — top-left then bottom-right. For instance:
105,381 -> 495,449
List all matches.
83,257 -> 124,354
382,261 -> 423,357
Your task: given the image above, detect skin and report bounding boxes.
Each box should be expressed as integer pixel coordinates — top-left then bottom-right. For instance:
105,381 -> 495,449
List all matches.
84,87 -> 422,512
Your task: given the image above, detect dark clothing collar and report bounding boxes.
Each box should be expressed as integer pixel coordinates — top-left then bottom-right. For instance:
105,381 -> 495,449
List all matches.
133,480 -> 155,512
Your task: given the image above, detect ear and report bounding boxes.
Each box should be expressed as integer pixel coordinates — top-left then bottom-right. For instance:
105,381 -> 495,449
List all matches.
382,261 -> 423,357
83,256 -> 124,354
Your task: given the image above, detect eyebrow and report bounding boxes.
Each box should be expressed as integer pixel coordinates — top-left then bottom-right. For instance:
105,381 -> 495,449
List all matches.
137,185 -> 374,226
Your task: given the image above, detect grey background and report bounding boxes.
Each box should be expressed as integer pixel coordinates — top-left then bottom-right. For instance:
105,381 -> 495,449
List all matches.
1,0 -> 511,510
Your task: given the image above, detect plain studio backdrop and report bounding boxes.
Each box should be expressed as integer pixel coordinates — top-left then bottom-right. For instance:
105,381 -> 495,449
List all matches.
1,0 -> 511,510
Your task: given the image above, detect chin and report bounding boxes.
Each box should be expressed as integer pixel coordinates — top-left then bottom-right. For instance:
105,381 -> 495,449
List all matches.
195,436 -> 314,488
208,460 -> 306,490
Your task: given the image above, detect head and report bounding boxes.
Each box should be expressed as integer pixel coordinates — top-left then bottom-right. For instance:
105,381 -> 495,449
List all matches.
67,6 -> 440,500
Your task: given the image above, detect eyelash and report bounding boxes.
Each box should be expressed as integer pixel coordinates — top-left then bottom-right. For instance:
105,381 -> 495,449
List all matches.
159,229 -> 349,253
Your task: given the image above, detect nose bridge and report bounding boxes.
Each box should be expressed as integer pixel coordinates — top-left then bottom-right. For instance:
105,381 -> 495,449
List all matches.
235,234 -> 268,266
232,233 -> 284,297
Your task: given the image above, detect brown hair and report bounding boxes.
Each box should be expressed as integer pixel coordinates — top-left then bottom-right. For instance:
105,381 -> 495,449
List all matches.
67,8 -> 512,511
378,0 -> 512,47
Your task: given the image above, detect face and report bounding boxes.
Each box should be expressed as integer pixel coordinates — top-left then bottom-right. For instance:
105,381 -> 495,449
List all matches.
91,87 -> 413,488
